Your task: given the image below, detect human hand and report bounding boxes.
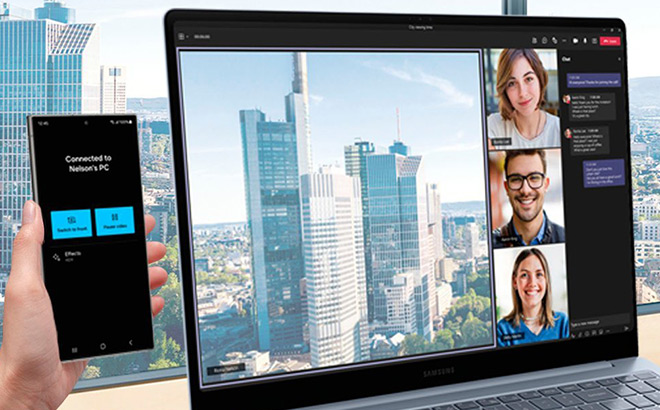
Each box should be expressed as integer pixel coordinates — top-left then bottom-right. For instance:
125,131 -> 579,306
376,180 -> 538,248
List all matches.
0,200 -> 168,409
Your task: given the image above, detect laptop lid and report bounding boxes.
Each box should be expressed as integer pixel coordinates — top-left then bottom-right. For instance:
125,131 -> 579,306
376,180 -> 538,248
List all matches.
164,10 -> 636,410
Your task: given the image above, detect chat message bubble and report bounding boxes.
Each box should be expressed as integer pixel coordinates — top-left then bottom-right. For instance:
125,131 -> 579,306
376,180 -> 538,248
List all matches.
583,159 -> 625,188
569,93 -> 616,122
569,126 -> 610,156
567,73 -> 621,88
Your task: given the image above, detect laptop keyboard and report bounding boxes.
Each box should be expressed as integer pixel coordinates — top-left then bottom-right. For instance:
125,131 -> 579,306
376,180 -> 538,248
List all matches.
425,372 -> 660,410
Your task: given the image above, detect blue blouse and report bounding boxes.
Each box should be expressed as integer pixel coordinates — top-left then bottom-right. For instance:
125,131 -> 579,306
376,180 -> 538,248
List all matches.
497,312 -> 569,347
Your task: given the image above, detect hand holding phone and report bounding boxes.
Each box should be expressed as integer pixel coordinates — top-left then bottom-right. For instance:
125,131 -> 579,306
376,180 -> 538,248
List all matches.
28,115 -> 156,361
0,200 -> 167,408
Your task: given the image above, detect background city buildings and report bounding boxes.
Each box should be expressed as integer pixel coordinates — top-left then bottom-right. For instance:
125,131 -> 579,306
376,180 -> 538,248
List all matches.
0,1 -> 99,293
204,51 -> 492,380
100,65 -> 127,114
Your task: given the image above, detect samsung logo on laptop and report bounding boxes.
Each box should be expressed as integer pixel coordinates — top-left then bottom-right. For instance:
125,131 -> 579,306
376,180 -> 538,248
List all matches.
423,366 -> 455,379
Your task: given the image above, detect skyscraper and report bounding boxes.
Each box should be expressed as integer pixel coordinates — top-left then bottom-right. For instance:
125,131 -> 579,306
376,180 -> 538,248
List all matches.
367,143 -> 435,340
100,65 -> 127,113
240,52 -> 310,354
344,140 -> 376,321
301,166 -> 369,367
0,2 -> 99,284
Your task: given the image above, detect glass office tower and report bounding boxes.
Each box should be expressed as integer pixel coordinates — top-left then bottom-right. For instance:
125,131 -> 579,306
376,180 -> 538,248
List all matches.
0,4 -> 100,295
239,53 -> 310,355
367,144 -> 436,341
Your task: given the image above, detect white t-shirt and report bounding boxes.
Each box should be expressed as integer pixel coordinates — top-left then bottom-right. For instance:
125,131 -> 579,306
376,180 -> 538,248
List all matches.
488,111 -> 560,150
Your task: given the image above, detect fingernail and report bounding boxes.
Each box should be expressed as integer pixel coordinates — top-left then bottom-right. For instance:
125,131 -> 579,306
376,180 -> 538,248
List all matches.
22,200 -> 36,225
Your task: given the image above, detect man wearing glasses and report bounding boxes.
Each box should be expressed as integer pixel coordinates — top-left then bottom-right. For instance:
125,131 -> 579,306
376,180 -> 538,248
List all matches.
492,149 -> 565,248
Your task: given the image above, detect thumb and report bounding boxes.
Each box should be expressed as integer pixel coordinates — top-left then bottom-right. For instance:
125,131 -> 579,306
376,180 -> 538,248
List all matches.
9,200 -> 45,284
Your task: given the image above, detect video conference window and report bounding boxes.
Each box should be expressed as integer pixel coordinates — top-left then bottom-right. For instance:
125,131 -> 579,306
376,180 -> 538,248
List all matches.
180,51 -> 494,385
485,48 -> 560,151
177,43 -> 576,387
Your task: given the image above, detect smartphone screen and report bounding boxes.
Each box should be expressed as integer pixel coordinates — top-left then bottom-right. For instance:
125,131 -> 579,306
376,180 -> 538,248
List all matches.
28,115 -> 153,361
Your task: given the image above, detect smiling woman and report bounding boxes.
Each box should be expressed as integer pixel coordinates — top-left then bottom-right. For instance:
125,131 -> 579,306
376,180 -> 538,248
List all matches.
496,247 -> 569,347
487,48 -> 561,150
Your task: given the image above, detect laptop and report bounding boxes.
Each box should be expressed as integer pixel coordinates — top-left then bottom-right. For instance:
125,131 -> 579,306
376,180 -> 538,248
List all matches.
164,10 -> 658,410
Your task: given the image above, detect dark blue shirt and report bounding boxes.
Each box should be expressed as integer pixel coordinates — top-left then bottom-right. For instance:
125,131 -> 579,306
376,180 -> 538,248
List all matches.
497,311 -> 569,347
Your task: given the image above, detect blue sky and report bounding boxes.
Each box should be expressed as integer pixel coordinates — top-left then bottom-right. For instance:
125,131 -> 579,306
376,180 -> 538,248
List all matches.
180,51 -> 487,224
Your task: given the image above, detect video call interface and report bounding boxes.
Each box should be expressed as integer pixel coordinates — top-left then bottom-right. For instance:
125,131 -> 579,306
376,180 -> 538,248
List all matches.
175,22 -> 634,387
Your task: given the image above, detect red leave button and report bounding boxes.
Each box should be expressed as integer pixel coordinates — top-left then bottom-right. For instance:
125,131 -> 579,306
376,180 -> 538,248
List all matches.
600,36 -> 621,46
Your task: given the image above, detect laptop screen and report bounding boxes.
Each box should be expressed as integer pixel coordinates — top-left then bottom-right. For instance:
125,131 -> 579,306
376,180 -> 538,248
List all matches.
169,13 -> 634,392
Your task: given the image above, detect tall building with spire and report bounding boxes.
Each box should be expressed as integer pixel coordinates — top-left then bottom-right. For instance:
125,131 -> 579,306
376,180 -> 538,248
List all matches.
240,52 -> 311,354
285,53 -> 312,177
0,1 -> 100,290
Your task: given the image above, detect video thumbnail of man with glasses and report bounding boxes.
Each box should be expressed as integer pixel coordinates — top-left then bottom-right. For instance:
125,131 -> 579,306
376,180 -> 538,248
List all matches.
491,149 -> 565,248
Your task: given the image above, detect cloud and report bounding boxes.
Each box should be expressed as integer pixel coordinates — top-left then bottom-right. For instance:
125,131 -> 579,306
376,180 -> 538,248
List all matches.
367,62 -> 474,108
309,94 -> 325,105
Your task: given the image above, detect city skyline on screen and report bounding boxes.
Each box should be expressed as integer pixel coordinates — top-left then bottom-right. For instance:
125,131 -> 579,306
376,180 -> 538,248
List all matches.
180,51 -> 487,224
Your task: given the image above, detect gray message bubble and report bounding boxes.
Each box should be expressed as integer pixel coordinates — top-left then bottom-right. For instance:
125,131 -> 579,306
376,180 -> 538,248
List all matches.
568,93 -> 616,122
569,126 -> 610,156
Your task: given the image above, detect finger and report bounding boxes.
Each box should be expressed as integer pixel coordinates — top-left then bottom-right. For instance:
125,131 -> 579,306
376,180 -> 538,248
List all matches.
149,266 -> 168,290
151,295 -> 165,317
9,201 -> 45,285
147,241 -> 167,264
144,214 -> 155,236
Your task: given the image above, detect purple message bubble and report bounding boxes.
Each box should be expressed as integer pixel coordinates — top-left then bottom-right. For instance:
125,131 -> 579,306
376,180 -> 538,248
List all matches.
567,73 -> 621,88
583,159 -> 625,188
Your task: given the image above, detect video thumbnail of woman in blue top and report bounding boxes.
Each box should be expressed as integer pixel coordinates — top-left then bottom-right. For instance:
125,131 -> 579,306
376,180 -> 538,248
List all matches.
497,247 -> 569,347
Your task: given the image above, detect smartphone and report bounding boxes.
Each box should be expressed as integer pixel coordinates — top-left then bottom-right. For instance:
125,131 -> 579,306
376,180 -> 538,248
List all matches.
27,114 -> 154,361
